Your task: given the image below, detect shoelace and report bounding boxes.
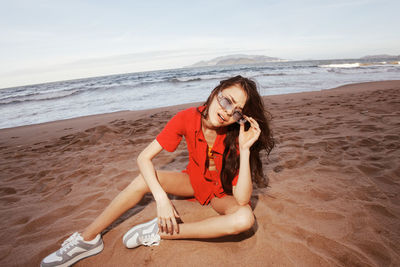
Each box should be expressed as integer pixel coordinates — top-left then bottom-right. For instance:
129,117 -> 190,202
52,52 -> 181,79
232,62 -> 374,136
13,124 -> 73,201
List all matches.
60,232 -> 81,253
139,233 -> 160,246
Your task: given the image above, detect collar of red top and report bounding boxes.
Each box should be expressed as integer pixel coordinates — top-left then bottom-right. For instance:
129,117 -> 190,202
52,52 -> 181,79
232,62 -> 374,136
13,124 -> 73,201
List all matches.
194,105 -> 227,155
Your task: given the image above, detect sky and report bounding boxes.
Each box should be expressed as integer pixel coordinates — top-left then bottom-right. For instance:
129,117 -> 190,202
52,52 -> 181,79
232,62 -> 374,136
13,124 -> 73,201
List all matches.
1,0 -> 399,89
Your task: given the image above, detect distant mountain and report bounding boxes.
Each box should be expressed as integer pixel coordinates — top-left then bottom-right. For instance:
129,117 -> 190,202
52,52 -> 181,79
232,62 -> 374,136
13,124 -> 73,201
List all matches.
188,54 -> 284,67
360,54 -> 400,60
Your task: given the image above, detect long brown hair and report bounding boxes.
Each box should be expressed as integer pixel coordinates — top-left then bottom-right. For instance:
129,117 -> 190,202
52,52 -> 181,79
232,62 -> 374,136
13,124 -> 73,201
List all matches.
199,75 -> 274,194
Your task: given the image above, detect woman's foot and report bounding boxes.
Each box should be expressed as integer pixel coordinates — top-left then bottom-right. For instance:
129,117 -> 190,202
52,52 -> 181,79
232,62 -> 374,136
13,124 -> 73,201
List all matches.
123,218 -> 160,248
41,232 -> 103,267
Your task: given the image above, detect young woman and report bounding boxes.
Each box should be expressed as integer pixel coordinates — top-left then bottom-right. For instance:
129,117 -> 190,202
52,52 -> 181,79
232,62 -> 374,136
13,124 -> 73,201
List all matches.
41,75 -> 274,267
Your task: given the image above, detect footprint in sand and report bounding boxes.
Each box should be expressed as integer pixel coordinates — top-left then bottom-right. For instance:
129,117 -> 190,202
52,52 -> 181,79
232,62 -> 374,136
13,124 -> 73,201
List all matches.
365,203 -> 397,219
0,187 -> 17,195
12,216 -> 31,225
354,240 -> 392,267
356,164 -> 383,176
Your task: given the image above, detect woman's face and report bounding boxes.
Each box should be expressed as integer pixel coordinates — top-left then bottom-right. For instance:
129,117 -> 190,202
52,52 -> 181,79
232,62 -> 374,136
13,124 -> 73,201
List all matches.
207,85 -> 247,128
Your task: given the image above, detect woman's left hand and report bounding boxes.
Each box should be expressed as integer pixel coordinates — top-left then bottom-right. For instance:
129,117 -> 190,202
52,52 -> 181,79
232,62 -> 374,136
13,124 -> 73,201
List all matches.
239,116 -> 261,151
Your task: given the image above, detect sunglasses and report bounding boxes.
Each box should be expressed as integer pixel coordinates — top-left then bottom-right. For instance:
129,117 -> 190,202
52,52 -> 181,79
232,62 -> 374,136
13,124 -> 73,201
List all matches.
217,92 -> 247,124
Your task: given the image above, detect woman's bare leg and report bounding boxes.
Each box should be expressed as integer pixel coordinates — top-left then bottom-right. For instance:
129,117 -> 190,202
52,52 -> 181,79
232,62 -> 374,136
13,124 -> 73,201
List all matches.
82,170 -> 194,241
160,195 -> 254,239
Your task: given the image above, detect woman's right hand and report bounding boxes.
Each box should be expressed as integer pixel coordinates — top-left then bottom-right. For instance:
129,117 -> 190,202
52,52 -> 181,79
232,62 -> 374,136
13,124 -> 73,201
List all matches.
156,194 -> 180,235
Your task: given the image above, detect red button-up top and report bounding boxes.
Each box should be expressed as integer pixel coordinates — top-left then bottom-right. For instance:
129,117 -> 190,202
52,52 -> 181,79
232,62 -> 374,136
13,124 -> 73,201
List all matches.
156,106 -> 238,205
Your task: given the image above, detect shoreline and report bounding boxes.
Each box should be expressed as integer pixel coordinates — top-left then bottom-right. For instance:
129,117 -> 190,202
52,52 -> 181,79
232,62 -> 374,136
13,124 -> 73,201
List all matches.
1,80 -> 400,266
1,80 -> 399,146
1,79 -> 398,133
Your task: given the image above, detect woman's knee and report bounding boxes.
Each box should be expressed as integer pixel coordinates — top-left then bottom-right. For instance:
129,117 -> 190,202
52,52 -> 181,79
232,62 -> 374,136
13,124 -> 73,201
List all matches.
228,205 -> 255,235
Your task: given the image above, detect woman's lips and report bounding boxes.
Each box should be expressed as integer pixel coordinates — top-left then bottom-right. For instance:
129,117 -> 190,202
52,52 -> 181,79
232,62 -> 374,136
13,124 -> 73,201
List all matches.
217,112 -> 226,123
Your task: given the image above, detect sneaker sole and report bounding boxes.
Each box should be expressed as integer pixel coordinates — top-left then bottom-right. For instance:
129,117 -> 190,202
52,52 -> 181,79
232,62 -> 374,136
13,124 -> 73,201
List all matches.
123,218 -> 158,248
42,242 -> 104,267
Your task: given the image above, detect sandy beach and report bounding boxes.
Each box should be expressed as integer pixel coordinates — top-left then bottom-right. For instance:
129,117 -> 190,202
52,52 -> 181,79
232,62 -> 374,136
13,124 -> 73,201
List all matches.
0,80 -> 399,266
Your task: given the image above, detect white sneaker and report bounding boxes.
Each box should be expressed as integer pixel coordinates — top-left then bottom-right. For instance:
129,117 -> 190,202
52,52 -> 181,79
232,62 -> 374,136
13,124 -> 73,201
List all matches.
123,218 -> 160,248
41,232 -> 103,267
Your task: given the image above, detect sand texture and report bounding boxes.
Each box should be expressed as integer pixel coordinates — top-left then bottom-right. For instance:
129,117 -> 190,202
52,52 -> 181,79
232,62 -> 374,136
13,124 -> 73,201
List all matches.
0,80 -> 400,266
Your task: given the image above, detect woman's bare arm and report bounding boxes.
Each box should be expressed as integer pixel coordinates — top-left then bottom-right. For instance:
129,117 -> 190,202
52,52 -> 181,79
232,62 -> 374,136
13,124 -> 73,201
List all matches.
232,149 -> 252,205
233,116 -> 261,205
137,139 -> 180,234
137,139 -> 165,199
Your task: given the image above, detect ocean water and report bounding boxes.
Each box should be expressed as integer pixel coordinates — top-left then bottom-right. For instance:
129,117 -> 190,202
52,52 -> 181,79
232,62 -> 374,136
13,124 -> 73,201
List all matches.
1,58 -> 399,129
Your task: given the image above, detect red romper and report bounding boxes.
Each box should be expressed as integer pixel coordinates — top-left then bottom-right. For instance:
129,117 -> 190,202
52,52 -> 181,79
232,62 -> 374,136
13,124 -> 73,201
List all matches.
156,106 -> 239,205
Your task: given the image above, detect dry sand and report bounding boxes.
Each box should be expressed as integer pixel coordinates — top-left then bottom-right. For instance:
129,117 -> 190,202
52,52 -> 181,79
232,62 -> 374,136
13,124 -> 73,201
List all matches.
0,80 -> 399,266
